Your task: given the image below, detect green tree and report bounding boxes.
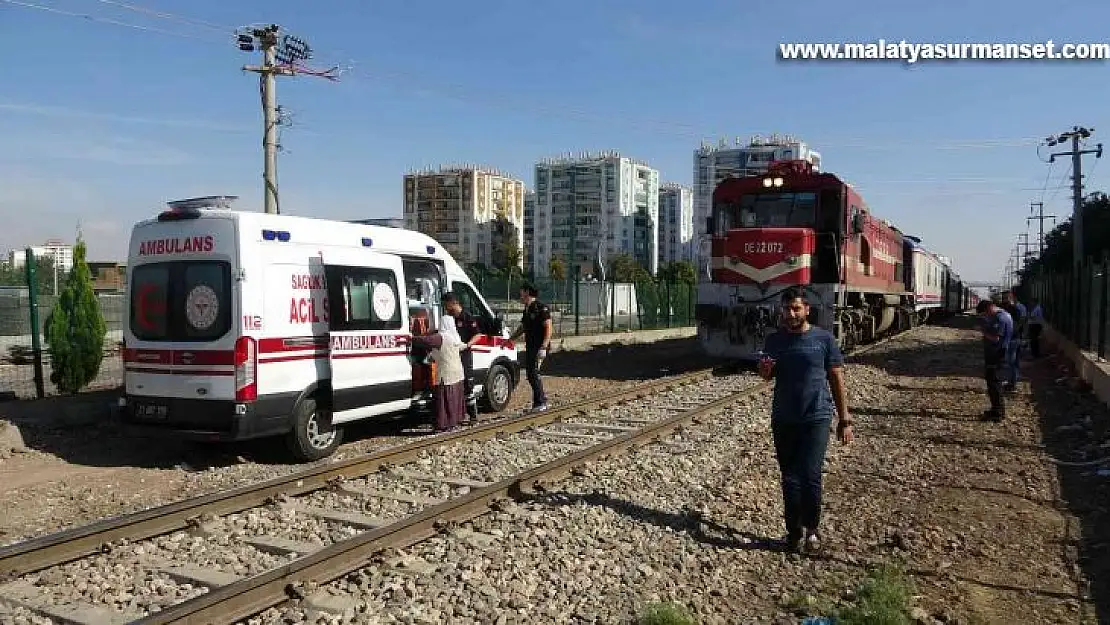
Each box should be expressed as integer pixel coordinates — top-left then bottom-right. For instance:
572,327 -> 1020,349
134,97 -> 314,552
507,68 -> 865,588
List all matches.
548,257 -> 567,301
44,238 -> 106,394
496,236 -> 523,274
549,257 -> 566,282
608,254 -> 640,282
1019,192 -> 1110,282
658,261 -> 697,285
0,255 -> 58,297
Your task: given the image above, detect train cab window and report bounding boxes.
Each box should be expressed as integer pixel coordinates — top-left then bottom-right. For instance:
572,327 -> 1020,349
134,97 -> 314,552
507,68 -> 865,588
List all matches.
737,192 -> 817,227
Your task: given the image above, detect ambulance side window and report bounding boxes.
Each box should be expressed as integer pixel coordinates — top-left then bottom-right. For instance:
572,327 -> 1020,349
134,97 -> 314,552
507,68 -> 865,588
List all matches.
326,265 -> 402,332
450,281 -> 492,325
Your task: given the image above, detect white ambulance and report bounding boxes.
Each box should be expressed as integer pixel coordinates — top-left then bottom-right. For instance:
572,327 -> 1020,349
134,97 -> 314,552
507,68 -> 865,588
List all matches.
120,196 -> 521,460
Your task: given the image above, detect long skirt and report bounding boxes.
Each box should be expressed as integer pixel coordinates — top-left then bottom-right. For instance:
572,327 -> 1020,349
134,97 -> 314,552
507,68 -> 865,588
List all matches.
434,381 -> 466,432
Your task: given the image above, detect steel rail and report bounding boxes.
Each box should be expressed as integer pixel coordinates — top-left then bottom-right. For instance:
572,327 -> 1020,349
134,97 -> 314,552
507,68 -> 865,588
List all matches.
132,377 -> 759,625
0,368 -> 716,580
131,323 -> 917,625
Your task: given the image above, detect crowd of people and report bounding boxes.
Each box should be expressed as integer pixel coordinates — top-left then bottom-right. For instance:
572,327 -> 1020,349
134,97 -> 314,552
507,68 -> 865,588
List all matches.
409,284 -> 554,433
975,290 -> 1044,422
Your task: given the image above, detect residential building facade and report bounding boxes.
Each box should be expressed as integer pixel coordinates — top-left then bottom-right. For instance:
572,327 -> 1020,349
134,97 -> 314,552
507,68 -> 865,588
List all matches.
523,190 -> 536,275
7,239 -> 74,274
692,135 -> 820,272
658,183 -> 695,266
402,165 -> 526,270
533,152 -> 659,278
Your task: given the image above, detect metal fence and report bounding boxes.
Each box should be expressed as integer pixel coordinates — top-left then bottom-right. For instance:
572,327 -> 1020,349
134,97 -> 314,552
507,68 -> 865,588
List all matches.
0,277 -> 698,401
470,275 -> 697,338
0,293 -> 125,400
1022,257 -> 1110,360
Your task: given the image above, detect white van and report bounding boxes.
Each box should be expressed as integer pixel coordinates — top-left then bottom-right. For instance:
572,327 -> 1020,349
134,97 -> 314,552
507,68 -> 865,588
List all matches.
120,197 -> 520,460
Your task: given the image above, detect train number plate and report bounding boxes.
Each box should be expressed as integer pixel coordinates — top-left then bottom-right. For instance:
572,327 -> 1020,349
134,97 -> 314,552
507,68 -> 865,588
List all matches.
134,402 -> 169,420
743,241 -> 784,253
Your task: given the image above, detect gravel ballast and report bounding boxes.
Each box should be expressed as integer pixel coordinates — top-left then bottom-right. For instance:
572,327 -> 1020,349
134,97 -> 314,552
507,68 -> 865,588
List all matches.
235,321 -> 1100,624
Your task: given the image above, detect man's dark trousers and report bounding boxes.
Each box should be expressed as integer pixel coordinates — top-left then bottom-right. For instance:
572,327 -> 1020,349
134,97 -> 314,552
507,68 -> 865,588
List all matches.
461,349 -> 477,420
1029,324 -> 1042,358
771,418 -> 831,541
984,345 -> 1006,419
523,348 -> 547,407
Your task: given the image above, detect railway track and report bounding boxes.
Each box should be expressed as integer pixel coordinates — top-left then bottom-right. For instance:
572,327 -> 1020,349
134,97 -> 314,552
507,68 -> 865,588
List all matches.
0,327 -> 912,625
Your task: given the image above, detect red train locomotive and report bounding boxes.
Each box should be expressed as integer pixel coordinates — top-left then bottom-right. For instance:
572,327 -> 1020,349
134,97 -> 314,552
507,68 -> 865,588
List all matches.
695,159 -> 972,360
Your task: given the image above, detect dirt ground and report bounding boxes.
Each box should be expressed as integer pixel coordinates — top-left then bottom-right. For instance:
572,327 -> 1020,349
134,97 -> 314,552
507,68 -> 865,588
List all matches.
0,338 -> 711,545
793,319 -> 1105,624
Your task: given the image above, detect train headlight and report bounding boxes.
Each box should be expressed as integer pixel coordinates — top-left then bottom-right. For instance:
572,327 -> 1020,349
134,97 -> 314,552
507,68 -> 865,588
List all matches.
762,178 -> 773,187
772,177 -> 784,187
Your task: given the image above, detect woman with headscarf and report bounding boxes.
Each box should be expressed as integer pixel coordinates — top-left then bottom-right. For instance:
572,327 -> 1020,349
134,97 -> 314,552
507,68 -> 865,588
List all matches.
409,318 -> 467,432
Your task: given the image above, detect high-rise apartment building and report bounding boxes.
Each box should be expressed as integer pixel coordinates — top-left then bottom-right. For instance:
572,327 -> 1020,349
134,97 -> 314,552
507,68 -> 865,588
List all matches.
658,183 -> 695,266
402,165 -> 526,269
7,239 -> 74,273
692,135 -> 820,271
533,152 -> 659,278
523,190 -> 536,275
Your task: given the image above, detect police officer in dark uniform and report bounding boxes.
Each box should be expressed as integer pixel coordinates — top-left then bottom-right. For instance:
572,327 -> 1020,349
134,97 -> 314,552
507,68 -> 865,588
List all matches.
442,292 -> 481,423
509,283 -> 551,412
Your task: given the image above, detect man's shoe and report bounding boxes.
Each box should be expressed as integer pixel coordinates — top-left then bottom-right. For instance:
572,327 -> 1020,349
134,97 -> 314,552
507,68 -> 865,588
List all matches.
803,533 -> 821,555
980,410 -> 1003,422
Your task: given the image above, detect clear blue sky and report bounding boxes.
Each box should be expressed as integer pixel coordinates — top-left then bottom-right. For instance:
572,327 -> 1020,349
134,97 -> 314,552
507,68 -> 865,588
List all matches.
2,0 -> 1109,283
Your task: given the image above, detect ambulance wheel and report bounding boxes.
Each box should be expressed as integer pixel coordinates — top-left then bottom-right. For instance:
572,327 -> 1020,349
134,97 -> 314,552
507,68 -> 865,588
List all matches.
481,364 -> 513,412
286,397 -> 343,462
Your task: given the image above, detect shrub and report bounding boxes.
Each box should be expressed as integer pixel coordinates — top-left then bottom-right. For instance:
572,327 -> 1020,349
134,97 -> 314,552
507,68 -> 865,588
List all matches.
44,238 -> 106,394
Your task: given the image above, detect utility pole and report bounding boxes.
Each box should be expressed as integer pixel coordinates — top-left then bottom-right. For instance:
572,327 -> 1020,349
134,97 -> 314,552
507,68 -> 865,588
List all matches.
1018,233 -> 1033,271
1026,201 -> 1057,257
237,25 -> 338,214
1043,127 -> 1102,268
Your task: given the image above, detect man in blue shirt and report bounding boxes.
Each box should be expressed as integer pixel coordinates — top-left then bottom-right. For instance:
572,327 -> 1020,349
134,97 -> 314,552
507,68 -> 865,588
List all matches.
758,287 -> 852,555
976,299 -> 1011,421
1003,292 -> 1027,391
1027,297 -> 1045,359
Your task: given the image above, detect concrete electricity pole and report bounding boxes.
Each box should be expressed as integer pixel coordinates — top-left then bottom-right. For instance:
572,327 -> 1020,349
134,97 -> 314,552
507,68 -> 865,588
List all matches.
1043,127 -> 1102,268
237,25 -> 338,214
1026,201 -> 1057,257
1018,232 -> 1032,270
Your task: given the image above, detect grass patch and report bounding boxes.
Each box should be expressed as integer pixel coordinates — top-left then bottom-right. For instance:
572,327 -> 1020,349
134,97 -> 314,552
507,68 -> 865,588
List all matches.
637,601 -> 698,625
833,563 -> 916,625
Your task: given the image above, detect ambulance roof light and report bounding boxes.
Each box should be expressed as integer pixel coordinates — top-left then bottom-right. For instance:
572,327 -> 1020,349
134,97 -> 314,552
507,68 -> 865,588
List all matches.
159,195 -> 238,222
361,238 -> 373,247
166,195 -> 238,211
426,245 -> 436,255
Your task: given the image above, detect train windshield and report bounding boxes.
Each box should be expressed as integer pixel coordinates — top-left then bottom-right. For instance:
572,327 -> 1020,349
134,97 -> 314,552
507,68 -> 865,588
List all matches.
713,192 -> 817,234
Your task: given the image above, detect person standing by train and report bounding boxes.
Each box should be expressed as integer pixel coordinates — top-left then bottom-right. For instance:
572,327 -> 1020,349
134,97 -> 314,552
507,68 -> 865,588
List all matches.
1027,297 -> 1045,359
757,287 -> 852,555
976,298 -> 1011,422
1003,292 -> 1026,391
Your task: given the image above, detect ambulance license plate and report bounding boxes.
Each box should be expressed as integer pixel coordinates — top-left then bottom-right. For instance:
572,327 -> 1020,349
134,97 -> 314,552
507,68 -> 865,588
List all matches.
135,402 -> 168,420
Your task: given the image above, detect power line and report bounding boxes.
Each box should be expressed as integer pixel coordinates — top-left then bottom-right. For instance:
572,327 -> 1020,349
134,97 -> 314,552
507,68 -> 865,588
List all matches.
1,0 -> 228,42
87,0 -> 232,32
0,0 -> 1074,155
